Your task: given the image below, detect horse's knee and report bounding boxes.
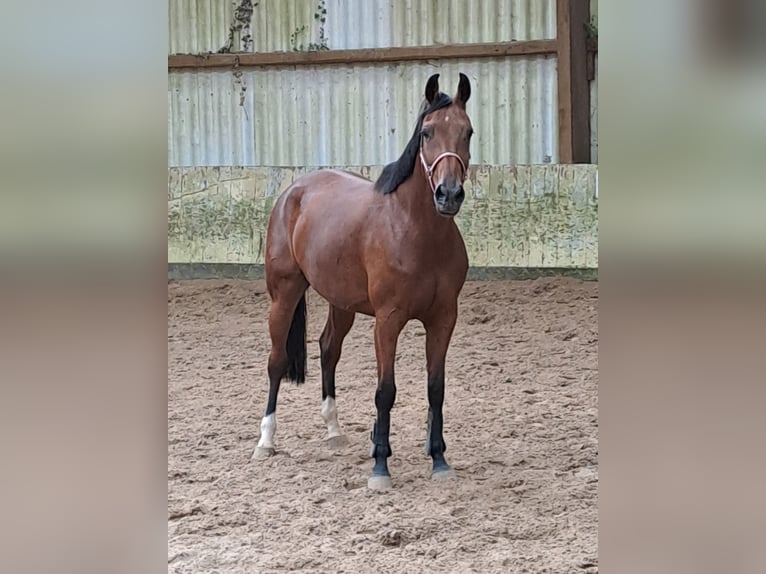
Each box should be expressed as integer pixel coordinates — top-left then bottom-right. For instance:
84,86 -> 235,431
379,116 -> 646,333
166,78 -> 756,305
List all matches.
374,375 -> 397,411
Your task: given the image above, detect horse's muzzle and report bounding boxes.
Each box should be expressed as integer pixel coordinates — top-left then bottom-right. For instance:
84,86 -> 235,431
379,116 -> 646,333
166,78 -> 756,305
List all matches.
434,183 -> 465,216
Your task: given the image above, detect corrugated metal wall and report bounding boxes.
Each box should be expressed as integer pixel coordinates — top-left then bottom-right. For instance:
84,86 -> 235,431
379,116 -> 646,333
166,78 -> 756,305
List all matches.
168,60 -> 557,167
169,0 -> 556,54
309,0 -> 554,50
169,0 -> 234,55
167,0 -> 597,168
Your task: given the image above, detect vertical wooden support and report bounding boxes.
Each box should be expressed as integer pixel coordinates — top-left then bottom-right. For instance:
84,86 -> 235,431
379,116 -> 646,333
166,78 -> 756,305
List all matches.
557,0 -> 591,163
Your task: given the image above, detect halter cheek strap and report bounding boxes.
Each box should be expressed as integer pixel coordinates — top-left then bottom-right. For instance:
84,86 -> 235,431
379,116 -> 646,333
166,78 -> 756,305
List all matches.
419,148 -> 467,194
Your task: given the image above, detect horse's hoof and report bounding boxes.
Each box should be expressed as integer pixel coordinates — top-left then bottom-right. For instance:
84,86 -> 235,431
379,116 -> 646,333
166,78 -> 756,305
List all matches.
432,467 -> 455,481
367,474 -> 393,491
327,435 -> 349,450
252,446 -> 275,460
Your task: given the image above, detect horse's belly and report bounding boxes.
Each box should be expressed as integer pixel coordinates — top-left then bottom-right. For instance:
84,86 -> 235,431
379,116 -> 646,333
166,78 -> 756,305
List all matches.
294,234 -> 373,314
304,265 -> 373,315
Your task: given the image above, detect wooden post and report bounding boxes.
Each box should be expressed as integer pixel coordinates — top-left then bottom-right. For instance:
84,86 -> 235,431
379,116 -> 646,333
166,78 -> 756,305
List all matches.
557,0 -> 591,163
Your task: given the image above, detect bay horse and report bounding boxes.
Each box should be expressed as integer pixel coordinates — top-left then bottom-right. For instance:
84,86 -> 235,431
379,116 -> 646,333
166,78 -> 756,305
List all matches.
253,73 -> 473,491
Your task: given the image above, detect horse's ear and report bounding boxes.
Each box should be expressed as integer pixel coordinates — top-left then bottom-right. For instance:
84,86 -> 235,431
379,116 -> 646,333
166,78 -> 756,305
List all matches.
456,73 -> 471,106
425,74 -> 440,104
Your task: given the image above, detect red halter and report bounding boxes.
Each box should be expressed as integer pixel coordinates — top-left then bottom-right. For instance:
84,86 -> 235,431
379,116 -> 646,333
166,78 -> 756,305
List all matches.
419,146 -> 467,194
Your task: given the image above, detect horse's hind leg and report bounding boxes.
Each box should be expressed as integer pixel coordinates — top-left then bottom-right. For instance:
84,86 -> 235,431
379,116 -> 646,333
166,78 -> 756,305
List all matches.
253,271 -> 308,459
319,305 -> 355,449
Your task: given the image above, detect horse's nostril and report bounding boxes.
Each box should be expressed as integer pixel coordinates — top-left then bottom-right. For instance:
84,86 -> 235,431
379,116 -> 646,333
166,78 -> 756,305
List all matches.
456,188 -> 465,202
435,185 -> 447,201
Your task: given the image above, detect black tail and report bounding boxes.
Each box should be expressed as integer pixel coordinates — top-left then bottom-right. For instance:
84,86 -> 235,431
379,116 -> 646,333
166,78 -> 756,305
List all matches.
285,294 -> 307,384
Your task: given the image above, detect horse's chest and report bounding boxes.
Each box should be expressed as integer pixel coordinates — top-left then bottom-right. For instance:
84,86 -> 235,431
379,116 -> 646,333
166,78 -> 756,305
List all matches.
380,256 -> 459,310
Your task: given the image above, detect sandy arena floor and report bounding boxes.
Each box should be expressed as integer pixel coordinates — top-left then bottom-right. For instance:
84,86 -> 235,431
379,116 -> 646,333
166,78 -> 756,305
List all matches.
168,277 -> 598,573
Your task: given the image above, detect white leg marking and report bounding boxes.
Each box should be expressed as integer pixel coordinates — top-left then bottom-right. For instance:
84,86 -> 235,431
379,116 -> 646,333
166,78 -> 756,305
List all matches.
321,397 -> 343,439
257,414 -> 276,449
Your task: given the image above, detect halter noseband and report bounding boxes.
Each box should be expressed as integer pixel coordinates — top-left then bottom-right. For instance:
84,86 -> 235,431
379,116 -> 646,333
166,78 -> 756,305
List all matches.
419,145 -> 467,194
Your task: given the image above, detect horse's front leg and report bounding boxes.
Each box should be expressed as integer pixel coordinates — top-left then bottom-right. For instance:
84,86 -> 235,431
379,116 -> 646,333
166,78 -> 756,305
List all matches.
368,311 -> 406,491
424,310 -> 458,479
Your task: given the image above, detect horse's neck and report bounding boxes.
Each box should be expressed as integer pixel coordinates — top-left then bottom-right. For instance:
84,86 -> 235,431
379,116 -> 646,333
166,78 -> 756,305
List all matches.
394,174 -> 455,239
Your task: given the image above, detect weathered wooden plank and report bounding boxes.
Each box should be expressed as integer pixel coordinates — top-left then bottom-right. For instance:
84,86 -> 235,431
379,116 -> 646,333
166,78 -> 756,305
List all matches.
168,40 -> 558,69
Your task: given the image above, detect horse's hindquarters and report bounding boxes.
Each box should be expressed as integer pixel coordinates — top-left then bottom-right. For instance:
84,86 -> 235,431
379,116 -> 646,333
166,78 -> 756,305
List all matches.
283,172 -> 377,314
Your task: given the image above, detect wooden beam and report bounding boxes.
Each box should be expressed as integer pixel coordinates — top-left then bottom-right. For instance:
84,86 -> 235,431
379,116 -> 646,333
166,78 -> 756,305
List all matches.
557,0 -> 591,163
168,40 -> 558,70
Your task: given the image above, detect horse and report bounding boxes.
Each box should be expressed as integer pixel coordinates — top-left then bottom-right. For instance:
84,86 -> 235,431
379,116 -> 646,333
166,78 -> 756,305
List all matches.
253,73 -> 473,491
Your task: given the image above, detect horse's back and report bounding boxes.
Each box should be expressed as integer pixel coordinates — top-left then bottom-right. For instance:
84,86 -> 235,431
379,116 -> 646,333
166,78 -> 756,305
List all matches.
294,168 -> 376,196
271,168 -> 374,223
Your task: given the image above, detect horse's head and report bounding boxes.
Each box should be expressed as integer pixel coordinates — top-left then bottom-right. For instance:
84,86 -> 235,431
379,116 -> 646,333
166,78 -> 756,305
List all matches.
419,73 -> 473,217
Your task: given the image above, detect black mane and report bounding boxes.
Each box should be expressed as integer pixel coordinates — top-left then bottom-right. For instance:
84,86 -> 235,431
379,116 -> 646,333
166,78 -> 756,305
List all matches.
374,92 -> 453,194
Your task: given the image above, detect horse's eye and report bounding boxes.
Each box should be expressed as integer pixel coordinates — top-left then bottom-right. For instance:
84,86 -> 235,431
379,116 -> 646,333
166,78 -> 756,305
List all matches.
421,129 -> 433,141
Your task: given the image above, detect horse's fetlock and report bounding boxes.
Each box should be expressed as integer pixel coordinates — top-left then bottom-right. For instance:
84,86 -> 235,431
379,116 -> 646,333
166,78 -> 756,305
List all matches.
370,442 -> 391,459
